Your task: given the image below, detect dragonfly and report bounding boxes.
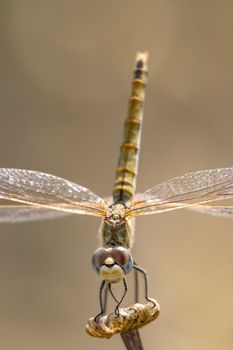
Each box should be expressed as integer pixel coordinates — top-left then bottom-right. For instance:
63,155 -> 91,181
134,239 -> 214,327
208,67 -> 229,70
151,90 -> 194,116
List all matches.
1,52 -> 233,321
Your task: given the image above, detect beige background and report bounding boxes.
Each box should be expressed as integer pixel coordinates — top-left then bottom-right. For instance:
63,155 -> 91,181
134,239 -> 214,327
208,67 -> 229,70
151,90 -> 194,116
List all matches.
0,1 -> 233,349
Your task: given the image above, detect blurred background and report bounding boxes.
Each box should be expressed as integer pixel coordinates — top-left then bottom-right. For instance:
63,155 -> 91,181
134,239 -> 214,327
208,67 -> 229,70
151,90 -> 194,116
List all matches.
0,1 -> 233,349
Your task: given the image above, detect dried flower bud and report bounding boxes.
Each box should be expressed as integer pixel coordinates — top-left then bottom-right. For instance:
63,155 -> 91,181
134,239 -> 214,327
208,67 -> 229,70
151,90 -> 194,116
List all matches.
86,299 -> 160,338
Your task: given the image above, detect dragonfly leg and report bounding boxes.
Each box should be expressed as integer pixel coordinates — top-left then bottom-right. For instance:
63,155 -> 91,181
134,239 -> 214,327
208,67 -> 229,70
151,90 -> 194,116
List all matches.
108,283 -> 120,304
94,280 -> 107,322
114,277 -> 128,317
133,264 -> 156,307
102,282 -> 109,313
133,260 -> 139,303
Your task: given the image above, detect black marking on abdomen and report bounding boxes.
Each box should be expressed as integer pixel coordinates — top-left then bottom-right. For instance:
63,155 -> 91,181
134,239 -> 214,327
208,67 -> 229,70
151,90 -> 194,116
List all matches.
134,69 -> 143,79
136,60 -> 143,68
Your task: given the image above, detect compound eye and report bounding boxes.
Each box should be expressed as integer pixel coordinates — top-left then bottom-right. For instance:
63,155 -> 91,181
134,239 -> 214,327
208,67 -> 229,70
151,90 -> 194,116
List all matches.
92,247 -> 109,274
111,247 -> 133,274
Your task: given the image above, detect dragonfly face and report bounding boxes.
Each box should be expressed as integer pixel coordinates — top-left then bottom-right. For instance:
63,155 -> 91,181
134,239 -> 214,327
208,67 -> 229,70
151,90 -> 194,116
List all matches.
92,246 -> 133,283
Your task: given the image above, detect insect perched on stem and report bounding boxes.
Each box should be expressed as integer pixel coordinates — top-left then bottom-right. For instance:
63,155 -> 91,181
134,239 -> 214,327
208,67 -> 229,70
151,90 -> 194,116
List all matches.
0,53 -> 233,337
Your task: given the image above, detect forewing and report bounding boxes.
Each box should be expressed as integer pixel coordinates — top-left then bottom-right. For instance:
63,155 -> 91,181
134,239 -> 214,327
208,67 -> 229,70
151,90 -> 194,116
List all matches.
0,205 -> 71,223
0,169 -> 107,217
128,168 -> 233,216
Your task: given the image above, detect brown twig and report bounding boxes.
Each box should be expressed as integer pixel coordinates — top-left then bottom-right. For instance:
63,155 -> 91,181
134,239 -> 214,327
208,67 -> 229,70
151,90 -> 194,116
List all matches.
121,329 -> 144,350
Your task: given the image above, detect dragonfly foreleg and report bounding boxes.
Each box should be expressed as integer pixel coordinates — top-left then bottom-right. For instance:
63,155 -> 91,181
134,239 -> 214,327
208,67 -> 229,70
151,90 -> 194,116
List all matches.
114,278 -> 128,317
94,280 -> 107,322
133,260 -> 139,303
102,282 -> 109,313
108,283 -> 120,304
133,264 -> 156,307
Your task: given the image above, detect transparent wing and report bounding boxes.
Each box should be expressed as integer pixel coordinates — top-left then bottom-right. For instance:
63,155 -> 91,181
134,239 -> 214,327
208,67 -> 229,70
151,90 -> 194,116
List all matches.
0,205 -> 72,223
0,168 -> 107,217
187,204 -> 233,218
128,168 -> 233,216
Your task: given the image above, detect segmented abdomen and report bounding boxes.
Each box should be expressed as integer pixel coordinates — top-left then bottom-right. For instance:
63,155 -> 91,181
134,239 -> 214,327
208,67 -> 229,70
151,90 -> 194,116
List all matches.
113,52 -> 148,204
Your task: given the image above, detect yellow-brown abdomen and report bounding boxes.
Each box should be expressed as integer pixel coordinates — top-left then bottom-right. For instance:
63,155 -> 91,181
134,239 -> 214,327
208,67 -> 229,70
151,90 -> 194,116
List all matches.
113,52 -> 148,203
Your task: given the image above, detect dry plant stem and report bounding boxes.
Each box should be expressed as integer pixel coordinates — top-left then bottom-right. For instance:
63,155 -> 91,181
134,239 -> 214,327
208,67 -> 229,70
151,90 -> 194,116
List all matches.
121,329 -> 144,350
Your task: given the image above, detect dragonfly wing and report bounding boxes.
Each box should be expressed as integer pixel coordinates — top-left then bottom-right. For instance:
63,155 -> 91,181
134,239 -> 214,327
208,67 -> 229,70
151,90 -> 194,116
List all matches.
0,205 -> 72,223
128,167 -> 233,216
187,204 -> 233,218
0,168 -> 107,217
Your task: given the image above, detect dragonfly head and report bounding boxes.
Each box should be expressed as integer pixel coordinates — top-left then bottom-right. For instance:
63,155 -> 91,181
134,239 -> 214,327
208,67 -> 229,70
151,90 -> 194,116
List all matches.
92,246 -> 133,283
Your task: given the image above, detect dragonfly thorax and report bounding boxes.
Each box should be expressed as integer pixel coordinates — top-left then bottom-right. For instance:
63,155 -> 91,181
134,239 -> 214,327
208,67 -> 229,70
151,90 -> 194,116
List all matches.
99,204 -> 134,249
105,203 -> 126,223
